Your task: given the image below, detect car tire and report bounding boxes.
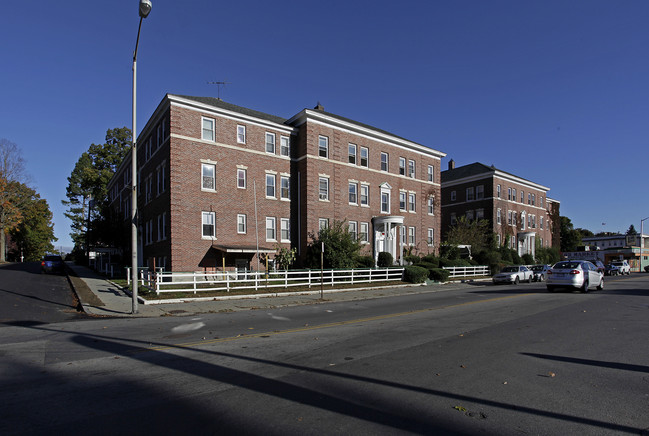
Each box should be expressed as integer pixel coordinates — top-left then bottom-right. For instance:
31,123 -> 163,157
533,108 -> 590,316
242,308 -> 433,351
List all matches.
596,278 -> 604,291
527,275 -> 532,283
546,285 -> 555,292
514,277 -> 519,285
581,279 -> 589,293
539,274 -> 545,282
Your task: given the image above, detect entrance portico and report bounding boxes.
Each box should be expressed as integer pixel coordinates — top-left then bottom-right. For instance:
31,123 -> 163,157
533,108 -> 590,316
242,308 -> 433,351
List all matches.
372,216 -> 404,265
517,232 -> 536,258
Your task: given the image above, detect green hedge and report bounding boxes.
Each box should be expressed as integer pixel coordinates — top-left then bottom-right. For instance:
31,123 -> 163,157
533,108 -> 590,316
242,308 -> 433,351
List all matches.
377,252 -> 394,267
429,268 -> 450,282
403,265 -> 429,283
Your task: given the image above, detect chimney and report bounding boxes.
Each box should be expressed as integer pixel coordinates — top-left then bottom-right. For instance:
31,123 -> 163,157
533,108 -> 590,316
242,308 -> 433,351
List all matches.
314,102 -> 324,111
448,159 -> 455,170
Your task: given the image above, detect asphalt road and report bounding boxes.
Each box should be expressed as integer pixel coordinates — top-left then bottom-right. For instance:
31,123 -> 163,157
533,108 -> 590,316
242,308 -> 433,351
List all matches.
0,262 -> 85,325
0,271 -> 647,435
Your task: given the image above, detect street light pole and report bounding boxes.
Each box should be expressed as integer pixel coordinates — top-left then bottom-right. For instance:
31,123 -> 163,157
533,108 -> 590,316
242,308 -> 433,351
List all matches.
132,0 -> 152,314
641,216 -> 649,273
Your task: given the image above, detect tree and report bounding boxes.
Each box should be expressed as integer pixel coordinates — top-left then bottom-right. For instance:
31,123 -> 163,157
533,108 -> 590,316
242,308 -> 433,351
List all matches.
62,127 -> 131,249
274,246 -> 296,270
0,139 -> 29,262
627,224 -> 637,235
559,216 -> 582,252
444,216 -> 493,254
305,220 -> 363,269
8,184 -> 56,261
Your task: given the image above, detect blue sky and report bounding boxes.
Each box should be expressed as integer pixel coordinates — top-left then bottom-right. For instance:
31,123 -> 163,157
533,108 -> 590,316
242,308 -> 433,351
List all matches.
2,1 -> 648,249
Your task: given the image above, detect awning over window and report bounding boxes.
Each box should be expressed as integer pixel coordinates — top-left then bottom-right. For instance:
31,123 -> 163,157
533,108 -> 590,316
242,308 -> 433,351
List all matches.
211,244 -> 276,254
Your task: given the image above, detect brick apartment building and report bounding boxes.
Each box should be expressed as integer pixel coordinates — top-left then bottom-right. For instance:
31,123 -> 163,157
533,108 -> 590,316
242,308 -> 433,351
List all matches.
440,161 -> 559,258
107,94 -> 446,272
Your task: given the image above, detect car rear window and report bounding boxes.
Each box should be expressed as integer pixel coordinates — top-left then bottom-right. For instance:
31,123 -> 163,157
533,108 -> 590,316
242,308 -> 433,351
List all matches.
44,255 -> 62,261
501,267 -> 518,272
553,262 -> 580,269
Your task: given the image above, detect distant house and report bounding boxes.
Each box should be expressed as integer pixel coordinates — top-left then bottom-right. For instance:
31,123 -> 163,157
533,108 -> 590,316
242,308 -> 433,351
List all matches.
440,161 -> 559,258
107,95 -> 446,272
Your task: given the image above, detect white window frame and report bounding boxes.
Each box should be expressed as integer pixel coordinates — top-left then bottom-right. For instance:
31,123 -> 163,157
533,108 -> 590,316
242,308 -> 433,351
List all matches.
348,182 -> 358,205
497,184 -> 501,198
237,214 -> 247,234
202,117 -> 215,142
237,125 -> 246,144
497,208 -> 502,225
408,159 -> 415,178
202,211 -> 215,239
466,187 -> 475,201
280,218 -> 290,242
476,185 -> 484,200
427,165 -> 434,182
408,193 -> 416,212
348,143 -> 357,165
399,191 -> 407,211
360,222 -> 369,244
237,168 -> 247,189
360,147 -> 368,167
280,135 -> 290,157
319,177 -> 329,201
318,135 -> 329,158
408,226 -> 416,245
427,228 -> 434,246
427,196 -> 434,215
399,157 -> 406,175
202,163 -> 216,191
266,173 -> 276,198
451,190 -> 456,201
280,176 -> 290,200
348,221 -> 358,240
319,218 -> 329,230
360,184 -> 369,206
381,186 -> 391,214
380,152 -> 389,172
266,217 -> 276,241
265,132 -> 276,154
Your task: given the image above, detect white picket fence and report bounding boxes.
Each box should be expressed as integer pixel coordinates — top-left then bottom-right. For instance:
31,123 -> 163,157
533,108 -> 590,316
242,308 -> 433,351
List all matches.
442,265 -> 490,278
145,267 -> 406,295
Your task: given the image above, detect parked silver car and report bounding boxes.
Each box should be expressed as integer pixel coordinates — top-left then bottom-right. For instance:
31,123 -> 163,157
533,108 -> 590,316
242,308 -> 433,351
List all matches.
546,260 -> 604,292
530,264 -> 551,282
493,265 -> 533,285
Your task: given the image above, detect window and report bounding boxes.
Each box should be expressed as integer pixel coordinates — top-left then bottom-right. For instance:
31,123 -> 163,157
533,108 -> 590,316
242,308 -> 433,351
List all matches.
532,194 -> 536,206
528,193 -> 531,204
381,189 -> 390,213
476,208 -> 484,220
265,133 -> 276,154
520,211 -> 526,230
360,184 -> 369,206
318,136 -> 328,158
145,175 -> 153,203
451,213 -> 457,225
237,125 -> 246,144
202,163 -> 215,190
497,184 -> 501,198
280,218 -> 290,242
427,228 -> 434,246
466,187 -> 475,201
237,168 -> 247,189
507,187 -> 512,200
319,177 -> 329,201
427,196 -> 434,215
202,117 -> 215,141
360,147 -> 368,167
319,218 -> 329,230
497,209 -> 502,225
400,226 -> 406,246
399,192 -> 407,211
540,216 -> 544,230
280,136 -> 290,156
408,193 -> 416,212
266,174 -> 276,198
496,234 -> 501,246
349,221 -> 358,240
408,160 -> 415,178
512,188 -> 517,202
348,143 -> 357,164
520,190 -> 524,203
427,165 -> 434,182
408,227 -> 416,245
380,152 -> 389,171
266,217 -> 276,241
145,219 -> 153,245
360,222 -> 369,243
157,123 -> 163,148
348,182 -> 358,204
476,185 -> 484,200
156,164 -> 166,195
451,190 -> 456,202
280,176 -> 290,200
466,210 -> 474,221
540,196 -> 544,208
399,157 -> 406,175
202,212 -> 215,238
237,214 -> 247,234
157,213 -> 166,241
508,210 -> 512,225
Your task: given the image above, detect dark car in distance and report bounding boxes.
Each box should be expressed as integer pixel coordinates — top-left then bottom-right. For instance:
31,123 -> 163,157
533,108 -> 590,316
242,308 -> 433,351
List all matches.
41,255 -> 64,274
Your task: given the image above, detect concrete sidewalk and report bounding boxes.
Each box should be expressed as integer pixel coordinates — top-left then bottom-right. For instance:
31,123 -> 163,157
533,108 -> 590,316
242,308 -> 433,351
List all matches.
66,263 -> 455,318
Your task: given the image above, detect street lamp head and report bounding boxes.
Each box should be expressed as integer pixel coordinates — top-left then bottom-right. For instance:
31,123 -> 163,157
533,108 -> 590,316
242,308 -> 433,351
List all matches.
139,0 -> 152,18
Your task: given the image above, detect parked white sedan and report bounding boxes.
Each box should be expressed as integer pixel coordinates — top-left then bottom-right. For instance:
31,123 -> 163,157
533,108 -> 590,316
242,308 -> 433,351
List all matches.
546,260 -> 604,293
493,265 -> 533,285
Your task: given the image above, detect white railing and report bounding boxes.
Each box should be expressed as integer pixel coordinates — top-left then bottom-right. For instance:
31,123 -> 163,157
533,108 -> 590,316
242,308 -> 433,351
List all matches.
145,267 -> 405,295
442,265 -> 490,278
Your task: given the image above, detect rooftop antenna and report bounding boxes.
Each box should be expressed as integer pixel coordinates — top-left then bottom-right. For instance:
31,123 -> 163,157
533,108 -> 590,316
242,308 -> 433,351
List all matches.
207,81 -> 230,100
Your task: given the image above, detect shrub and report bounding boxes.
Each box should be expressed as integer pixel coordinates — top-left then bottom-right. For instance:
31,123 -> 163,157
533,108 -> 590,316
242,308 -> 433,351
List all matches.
404,255 -> 421,265
377,252 -> 393,267
421,254 -> 439,267
356,255 -> 375,268
645,265 -> 649,273
522,253 -> 535,265
429,268 -> 450,282
439,258 -> 472,268
403,265 -> 429,283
